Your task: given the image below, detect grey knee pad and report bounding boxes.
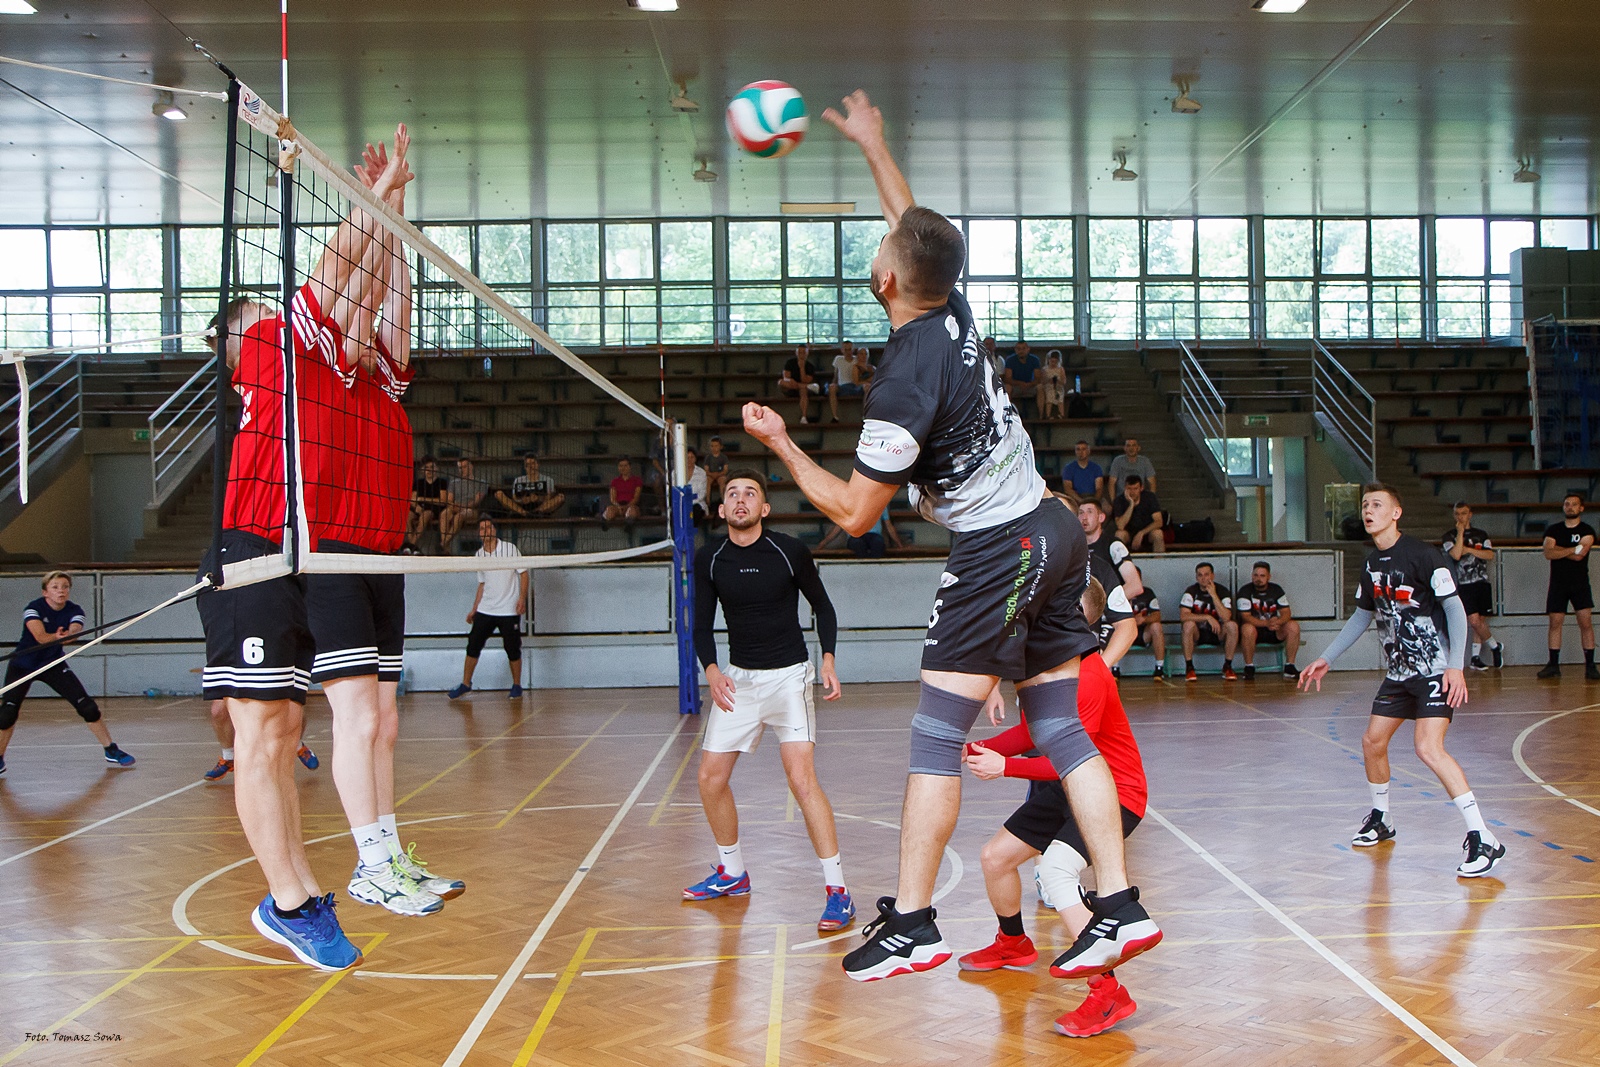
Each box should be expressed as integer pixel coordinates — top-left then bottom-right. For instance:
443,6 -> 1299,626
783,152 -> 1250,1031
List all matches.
908,683 -> 983,776
0,701 -> 18,731
75,698 -> 102,724
1018,677 -> 1100,776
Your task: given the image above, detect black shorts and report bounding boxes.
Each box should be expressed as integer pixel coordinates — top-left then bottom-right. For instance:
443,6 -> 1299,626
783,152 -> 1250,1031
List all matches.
1190,619 -> 1226,646
1371,674 -> 1452,721
415,500 -> 447,517
1458,581 -> 1493,617
921,497 -> 1099,680
198,529 -> 313,704
2,659 -> 96,715
466,613 -> 522,661
1003,779 -> 1141,855
1247,624 -> 1283,645
1546,581 -> 1594,614
306,542 -> 405,683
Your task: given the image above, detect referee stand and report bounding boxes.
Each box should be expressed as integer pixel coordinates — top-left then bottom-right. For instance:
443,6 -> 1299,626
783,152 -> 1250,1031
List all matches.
669,421 -> 701,715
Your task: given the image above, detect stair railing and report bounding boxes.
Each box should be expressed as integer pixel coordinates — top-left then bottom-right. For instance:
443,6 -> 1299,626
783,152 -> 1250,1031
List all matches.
1176,340 -> 1231,493
148,356 -> 219,505
1,354 -> 84,502
1312,340 -> 1377,481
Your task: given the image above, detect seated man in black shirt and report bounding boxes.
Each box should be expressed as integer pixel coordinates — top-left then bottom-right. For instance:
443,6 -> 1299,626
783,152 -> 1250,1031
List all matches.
495,455 -> 566,520
778,345 -> 821,425
686,470 -> 852,934
1111,475 -> 1164,554
409,458 -> 451,541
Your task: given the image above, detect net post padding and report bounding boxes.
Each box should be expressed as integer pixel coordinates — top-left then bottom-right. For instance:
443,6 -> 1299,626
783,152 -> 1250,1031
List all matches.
669,422 -> 699,715
234,80 -> 664,431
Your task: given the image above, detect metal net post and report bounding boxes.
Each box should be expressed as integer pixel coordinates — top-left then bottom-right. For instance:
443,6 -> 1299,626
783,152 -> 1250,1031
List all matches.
669,421 -> 700,715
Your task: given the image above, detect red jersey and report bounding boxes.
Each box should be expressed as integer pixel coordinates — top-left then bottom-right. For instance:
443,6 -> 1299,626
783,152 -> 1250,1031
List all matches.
971,652 -> 1147,817
223,285 -> 347,543
318,340 -> 414,552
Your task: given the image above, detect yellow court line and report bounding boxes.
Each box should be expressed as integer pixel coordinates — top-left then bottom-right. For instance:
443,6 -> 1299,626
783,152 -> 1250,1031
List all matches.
512,927 -> 599,1067
765,925 -> 787,1067
0,936 -> 199,1066
234,933 -> 388,1067
396,715 -> 532,808
494,707 -> 626,830
648,734 -> 701,827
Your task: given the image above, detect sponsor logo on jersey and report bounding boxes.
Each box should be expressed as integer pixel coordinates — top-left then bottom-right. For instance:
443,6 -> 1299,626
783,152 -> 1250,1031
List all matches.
939,571 -> 959,589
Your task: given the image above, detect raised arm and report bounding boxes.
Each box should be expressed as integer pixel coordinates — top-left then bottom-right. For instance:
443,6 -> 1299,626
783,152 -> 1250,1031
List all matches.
821,91 -> 914,229
742,403 -> 898,536
308,125 -> 411,344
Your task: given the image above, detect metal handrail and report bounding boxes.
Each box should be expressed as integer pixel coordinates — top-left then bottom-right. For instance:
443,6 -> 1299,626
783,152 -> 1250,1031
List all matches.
148,356 -> 219,505
1,356 -> 83,494
1178,340 -> 1227,443
1312,340 -> 1376,479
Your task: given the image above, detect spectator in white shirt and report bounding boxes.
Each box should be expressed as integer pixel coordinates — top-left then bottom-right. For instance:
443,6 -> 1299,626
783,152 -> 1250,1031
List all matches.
686,447 -> 709,524
829,341 -> 866,423
447,517 -> 528,700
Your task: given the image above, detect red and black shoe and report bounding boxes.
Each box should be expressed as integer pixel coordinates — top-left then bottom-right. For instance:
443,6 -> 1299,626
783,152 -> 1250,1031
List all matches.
1054,972 -> 1137,1037
957,930 -> 1038,972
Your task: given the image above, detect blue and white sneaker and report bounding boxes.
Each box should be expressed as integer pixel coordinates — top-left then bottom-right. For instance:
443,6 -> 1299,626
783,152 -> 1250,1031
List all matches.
251,894 -> 363,971
103,744 -> 135,767
818,886 -> 856,932
447,684 -> 472,699
682,865 -> 751,900
508,684 -> 523,699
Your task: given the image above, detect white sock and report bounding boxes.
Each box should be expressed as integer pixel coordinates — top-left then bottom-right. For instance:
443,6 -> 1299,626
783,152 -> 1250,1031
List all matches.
221,747 -> 234,761
1453,791 -> 1491,837
819,853 -> 845,889
377,813 -> 400,856
1369,780 -> 1391,815
353,822 -> 390,869
717,841 -> 745,877
1486,638 -> 1500,650
1472,642 -> 1482,658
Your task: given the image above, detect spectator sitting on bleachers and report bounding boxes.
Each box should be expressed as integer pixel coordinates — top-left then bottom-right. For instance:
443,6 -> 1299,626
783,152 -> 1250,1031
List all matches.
497,455 -> 565,520
1112,474 -> 1165,553
686,447 -> 709,524
1180,561 -> 1238,681
443,457 -> 490,546
819,508 -> 905,558
982,336 -> 1001,375
853,345 -> 875,386
604,458 -> 644,524
1062,439 -> 1104,499
703,436 -> 729,500
1002,341 -> 1041,403
1127,566 -> 1165,680
1235,560 -> 1302,680
1039,350 -> 1068,419
409,458 -> 451,543
829,340 -> 866,423
1107,437 -> 1157,497
779,345 -> 820,425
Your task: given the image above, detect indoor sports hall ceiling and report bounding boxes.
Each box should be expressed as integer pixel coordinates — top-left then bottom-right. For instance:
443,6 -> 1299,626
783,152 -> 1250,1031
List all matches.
1,0 -> 1596,226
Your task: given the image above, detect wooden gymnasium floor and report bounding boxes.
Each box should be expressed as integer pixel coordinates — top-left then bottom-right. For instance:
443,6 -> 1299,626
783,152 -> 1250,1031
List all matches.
2,671 -> 1599,1067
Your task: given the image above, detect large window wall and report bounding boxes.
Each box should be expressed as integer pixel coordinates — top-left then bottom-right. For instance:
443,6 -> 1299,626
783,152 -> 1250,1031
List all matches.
0,215 -> 1591,352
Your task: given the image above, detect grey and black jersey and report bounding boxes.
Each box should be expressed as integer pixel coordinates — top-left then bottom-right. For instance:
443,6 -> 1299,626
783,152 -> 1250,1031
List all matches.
1356,533 -> 1459,681
853,288 -> 1044,533
1440,526 -> 1493,587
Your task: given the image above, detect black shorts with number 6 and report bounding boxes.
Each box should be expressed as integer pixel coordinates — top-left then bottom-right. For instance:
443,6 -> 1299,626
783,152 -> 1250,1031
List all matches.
198,530 -> 314,704
1371,674 -> 1451,721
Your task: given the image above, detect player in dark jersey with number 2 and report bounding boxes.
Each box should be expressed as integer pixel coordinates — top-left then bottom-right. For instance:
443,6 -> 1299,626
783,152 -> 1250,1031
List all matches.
741,90 -> 1158,987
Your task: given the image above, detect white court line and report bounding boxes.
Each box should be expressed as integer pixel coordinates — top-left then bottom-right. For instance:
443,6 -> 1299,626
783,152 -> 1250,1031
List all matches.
581,954 -> 767,978
172,814 -> 475,969
442,715 -> 689,1067
1511,704 -> 1600,818
0,779 -> 203,870
355,970 -> 499,981
1146,804 -> 1479,1067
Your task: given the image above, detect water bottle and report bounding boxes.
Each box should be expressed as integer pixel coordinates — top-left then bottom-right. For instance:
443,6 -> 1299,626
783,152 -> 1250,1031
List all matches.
482,356 -> 493,378
144,687 -> 162,698
396,669 -> 411,696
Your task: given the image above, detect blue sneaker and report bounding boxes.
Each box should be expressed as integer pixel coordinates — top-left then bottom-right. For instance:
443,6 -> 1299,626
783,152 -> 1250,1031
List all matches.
296,743 -> 319,770
0,754 -> 7,776
818,886 -> 856,932
508,684 -> 523,699
103,744 -> 135,767
447,684 -> 472,699
682,865 -> 751,900
251,894 -> 362,971
203,757 -> 233,781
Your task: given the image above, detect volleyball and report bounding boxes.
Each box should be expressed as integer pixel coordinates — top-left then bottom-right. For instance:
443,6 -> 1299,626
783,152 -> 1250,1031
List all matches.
725,80 -> 808,158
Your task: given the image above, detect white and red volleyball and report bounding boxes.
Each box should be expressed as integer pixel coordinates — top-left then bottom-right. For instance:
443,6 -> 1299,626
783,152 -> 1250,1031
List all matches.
725,81 -> 809,159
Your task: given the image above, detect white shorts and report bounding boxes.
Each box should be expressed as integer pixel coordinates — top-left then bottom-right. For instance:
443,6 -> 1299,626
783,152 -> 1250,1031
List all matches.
702,661 -> 816,754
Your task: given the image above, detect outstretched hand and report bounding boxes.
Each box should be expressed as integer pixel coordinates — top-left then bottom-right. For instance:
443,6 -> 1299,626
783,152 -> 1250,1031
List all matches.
820,90 -> 884,147
1297,658 -> 1330,692
742,402 -> 790,451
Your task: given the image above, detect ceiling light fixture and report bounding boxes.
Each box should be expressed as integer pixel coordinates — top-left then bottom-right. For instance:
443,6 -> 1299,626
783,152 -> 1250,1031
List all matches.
1111,151 -> 1138,182
627,0 -> 679,11
1252,0 -> 1308,11
152,90 -> 187,121
0,1 -> 39,14
692,160 -> 717,183
1513,158 -> 1541,184
1172,79 -> 1201,114
669,82 -> 699,113
780,202 -> 856,215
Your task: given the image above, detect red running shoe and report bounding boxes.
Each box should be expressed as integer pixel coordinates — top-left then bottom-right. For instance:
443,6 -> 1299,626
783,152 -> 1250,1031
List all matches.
1184,666 -> 1199,682
1054,972 -> 1137,1037
1222,665 -> 1239,681
957,930 -> 1038,972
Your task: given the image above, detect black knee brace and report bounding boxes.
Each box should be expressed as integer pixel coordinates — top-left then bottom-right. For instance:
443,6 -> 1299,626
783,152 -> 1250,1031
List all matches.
0,701 -> 18,731
1018,677 -> 1100,777
74,697 -> 102,724
908,683 -> 983,776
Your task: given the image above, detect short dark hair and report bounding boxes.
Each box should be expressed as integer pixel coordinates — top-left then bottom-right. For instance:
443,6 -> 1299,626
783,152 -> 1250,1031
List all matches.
1452,500 -> 1471,510
420,455 -> 437,466
886,206 -> 965,302
1252,560 -> 1271,573
723,468 -> 767,501
709,435 -> 722,444
1077,496 -> 1104,513
686,447 -> 697,458
1362,482 -> 1402,507
1076,439 -> 1090,447
1196,561 -> 1215,574
1125,474 -> 1143,487
478,514 -> 497,530
1564,492 -> 1585,504
206,295 -> 256,349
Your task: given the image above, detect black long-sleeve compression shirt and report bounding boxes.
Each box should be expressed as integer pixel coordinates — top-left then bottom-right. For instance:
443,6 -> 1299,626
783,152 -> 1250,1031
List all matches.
693,531 -> 838,670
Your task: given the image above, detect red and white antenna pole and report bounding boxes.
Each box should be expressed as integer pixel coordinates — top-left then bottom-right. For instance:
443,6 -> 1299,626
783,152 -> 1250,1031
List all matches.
279,0 -> 289,113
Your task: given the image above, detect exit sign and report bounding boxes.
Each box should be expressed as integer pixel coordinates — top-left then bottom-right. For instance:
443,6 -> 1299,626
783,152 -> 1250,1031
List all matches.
134,429 -> 150,442
1243,415 -> 1270,427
